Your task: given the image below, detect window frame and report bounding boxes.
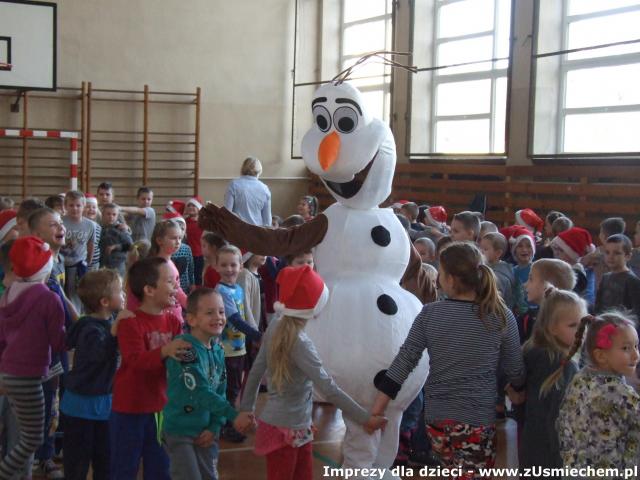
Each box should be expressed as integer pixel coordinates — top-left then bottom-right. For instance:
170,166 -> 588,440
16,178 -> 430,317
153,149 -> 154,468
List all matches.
529,0 -> 640,160
339,0 -> 394,122
407,0 -> 512,159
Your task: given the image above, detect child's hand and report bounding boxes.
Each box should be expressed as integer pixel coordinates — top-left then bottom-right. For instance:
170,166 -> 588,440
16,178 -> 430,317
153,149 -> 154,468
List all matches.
363,415 -> 387,434
505,384 -> 526,405
233,411 -> 256,433
194,430 -> 215,448
161,338 -> 192,360
105,245 -> 118,255
111,309 -> 134,336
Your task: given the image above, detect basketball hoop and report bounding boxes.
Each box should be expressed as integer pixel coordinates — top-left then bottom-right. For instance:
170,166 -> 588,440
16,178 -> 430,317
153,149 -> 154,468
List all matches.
0,62 -> 11,71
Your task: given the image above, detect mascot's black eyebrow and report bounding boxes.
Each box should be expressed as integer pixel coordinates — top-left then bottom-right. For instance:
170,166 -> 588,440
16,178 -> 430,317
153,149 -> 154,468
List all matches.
312,97 -> 327,107
336,98 -> 362,115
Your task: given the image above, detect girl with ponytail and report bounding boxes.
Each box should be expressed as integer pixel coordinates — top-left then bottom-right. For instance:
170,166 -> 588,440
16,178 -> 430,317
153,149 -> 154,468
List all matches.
373,242 -> 525,477
518,288 -> 587,469
239,266 -> 386,480
556,311 -> 640,469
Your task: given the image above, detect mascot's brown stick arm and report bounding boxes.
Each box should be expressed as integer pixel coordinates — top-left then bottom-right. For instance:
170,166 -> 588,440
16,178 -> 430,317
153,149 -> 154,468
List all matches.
199,203 -> 436,303
401,244 -> 437,304
198,203 -> 328,256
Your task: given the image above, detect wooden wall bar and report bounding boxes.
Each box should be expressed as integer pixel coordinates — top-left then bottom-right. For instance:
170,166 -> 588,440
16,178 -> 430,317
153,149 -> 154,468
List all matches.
310,163 -> 640,232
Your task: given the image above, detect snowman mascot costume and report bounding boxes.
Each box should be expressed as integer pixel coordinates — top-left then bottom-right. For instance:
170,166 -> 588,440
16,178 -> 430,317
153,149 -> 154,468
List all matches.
199,82 -> 434,479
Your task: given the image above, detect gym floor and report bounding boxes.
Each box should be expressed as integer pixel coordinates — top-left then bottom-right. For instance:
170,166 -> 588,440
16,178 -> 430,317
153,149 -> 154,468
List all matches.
217,394 -> 519,480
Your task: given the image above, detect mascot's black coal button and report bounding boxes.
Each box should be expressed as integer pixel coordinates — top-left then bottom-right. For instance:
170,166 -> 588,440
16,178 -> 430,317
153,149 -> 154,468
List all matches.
371,226 -> 391,247
377,294 -> 398,315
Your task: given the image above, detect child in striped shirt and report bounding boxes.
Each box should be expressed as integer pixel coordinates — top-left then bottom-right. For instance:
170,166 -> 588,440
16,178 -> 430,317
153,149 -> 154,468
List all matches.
373,242 -> 525,479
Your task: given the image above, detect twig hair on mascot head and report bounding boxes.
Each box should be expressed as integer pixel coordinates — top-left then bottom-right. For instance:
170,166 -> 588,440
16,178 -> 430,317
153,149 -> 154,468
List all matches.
198,52 -> 434,479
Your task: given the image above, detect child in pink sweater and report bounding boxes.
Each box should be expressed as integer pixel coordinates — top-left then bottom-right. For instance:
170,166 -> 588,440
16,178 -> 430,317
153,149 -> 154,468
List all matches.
0,236 -> 65,478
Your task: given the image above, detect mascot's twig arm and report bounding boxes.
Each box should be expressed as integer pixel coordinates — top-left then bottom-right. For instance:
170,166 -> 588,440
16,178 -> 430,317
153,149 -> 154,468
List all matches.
198,203 -> 328,256
198,203 -> 436,303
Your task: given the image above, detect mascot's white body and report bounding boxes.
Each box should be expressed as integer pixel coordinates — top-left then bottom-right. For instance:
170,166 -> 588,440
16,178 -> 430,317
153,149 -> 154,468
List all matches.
301,82 -> 429,479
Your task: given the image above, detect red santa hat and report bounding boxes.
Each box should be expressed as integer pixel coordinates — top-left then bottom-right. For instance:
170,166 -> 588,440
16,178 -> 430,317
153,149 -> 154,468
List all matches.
241,248 -> 253,264
425,206 -> 447,229
0,209 -> 17,243
515,208 -> 544,233
9,236 -> 53,281
162,211 -> 186,227
273,265 -> 329,320
166,200 -> 185,216
186,196 -> 203,211
500,225 -> 536,257
85,193 -> 98,205
551,227 -> 596,262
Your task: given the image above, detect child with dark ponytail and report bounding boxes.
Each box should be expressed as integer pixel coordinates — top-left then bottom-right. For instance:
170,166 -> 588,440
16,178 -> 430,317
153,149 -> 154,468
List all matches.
517,288 -> 587,469
296,195 -> 318,222
373,242 -> 525,478
556,312 -> 640,469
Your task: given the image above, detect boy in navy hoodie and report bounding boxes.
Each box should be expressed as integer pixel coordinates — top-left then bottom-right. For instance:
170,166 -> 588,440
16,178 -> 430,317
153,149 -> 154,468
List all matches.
61,269 -> 123,480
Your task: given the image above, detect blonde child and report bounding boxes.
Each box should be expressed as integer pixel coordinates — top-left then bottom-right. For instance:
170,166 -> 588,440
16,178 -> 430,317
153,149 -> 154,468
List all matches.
551,227 -> 596,306
517,289 -> 587,469
480,232 -> 515,310
0,237 -> 66,479
126,221 -> 187,323
125,239 -> 151,272
523,258 -> 576,335
239,252 -> 266,332
163,289 -> 254,480
214,245 -> 261,443
556,312 -> 640,469
239,266 -> 386,480
62,191 -> 96,312
62,269 -> 123,480
183,197 -> 205,286
100,203 -> 133,278
372,242 -> 524,477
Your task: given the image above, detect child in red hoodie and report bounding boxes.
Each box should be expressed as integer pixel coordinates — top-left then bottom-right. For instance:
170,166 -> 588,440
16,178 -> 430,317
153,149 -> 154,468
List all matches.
110,256 -> 191,480
0,237 -> 65,478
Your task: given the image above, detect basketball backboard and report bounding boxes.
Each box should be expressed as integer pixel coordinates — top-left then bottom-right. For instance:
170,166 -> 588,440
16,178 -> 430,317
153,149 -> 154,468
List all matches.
0,0 -> 56,90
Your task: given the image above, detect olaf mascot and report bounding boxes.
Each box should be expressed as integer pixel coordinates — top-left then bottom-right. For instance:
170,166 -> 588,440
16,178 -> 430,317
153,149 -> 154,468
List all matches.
199,81 -> 434,479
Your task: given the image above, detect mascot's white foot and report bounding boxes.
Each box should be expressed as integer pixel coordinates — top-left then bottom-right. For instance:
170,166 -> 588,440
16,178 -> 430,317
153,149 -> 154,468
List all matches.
340,410 -> 403,480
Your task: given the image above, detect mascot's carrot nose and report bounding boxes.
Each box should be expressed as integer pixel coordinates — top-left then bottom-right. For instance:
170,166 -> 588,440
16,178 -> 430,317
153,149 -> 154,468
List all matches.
318,131 -> 340,171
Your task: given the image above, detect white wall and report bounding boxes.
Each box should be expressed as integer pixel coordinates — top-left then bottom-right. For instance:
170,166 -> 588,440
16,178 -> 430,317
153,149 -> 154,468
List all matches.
0,0 -> 310,216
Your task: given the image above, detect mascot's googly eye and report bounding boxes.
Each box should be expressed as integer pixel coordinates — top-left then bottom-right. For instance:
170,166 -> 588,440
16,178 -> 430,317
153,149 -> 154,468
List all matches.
333,106 -> 358,134
312,105 -> 331,132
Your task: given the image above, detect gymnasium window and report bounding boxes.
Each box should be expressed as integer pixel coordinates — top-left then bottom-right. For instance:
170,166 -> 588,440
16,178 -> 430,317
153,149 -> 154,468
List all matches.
340,0 -> 393,122
291,0 -> 392,158
531,0 -> 640,156
408,0 -> 512,157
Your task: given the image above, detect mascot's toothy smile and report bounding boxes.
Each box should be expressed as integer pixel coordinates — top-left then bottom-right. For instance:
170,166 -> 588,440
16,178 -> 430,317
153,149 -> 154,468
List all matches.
323,153 -> 376,199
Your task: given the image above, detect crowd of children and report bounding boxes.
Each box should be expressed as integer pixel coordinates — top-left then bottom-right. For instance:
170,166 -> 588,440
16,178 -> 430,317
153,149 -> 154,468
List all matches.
0,187 -> 639,479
